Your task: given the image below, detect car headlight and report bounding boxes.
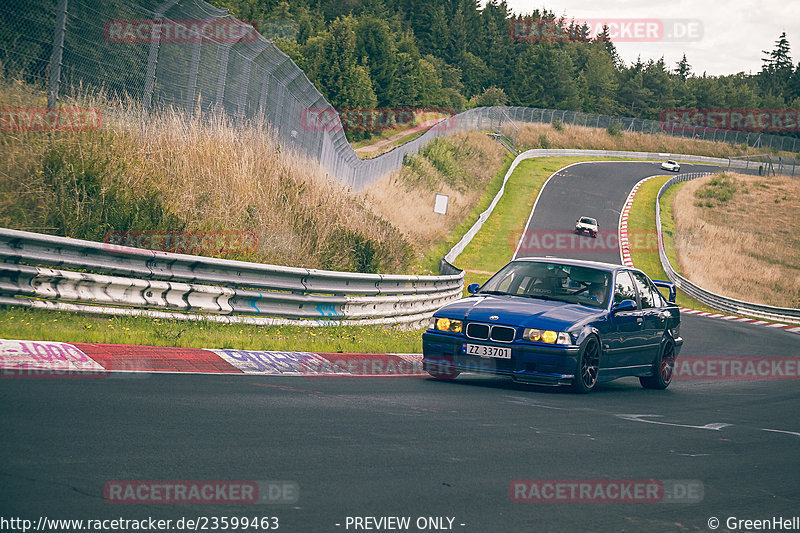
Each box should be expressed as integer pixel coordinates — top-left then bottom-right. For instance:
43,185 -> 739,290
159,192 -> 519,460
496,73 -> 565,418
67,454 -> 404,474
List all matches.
432,317 -> 463,333
522,328 -> 571,345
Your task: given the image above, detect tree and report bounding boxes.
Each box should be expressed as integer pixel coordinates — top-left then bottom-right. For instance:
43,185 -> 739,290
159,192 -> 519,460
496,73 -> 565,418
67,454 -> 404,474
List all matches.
471,86 -> 509,107
513,43 -> 581,110
760,32 -> 793,99
355,15 -> 398,106
676,54 -> 691,81
302,16 -> 377,132
580,43 -> 619,114
593,25 -> 620,66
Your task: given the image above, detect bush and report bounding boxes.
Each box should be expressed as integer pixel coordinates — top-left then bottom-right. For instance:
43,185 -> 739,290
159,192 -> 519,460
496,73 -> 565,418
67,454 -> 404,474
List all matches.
607,120 -> 623,136
538,134 -> 551,149
551,119 -> 563,131
695,173 -> 738,203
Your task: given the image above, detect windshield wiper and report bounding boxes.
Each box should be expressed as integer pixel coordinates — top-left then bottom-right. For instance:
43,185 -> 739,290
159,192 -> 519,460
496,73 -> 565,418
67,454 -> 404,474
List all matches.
517,294 -> 564,302
477,290 -> 510,296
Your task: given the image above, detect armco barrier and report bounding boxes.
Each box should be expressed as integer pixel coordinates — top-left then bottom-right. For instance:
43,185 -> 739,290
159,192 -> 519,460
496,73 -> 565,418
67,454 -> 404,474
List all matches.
655,174 -> 800,324
0,228 -> 463,327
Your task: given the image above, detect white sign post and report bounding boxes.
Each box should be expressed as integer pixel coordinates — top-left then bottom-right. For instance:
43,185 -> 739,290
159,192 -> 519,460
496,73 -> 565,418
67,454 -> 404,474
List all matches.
433,193 -> 449,216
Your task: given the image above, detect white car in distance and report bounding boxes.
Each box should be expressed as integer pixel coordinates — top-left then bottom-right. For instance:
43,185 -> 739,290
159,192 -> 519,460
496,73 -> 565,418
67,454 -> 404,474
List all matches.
574,216 -> 598,238
661,160 -> 681,172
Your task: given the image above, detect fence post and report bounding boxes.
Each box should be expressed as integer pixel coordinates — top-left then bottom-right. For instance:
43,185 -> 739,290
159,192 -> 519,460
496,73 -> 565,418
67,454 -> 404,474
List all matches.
236,41 -> 268,124
142,0 -> 180,118
47,0 -> 68,109
214,42 -> 233,111
185,40 -> 202,115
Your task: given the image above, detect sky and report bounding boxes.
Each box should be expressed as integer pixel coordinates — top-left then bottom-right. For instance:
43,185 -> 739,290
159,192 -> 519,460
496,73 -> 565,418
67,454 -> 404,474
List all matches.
501,0 -> 800,76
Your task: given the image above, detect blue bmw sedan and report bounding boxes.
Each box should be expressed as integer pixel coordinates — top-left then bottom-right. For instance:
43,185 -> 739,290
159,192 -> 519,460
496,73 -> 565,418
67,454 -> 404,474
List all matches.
422,258 -> 683,393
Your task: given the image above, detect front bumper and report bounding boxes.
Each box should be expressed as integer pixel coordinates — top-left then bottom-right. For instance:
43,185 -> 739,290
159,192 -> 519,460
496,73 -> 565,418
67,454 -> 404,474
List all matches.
422,330 -> 580,386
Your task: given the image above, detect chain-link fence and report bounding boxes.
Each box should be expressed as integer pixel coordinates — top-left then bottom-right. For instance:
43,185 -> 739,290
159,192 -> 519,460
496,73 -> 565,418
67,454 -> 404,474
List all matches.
2,0 -> 798,195
506,107 -> 800,155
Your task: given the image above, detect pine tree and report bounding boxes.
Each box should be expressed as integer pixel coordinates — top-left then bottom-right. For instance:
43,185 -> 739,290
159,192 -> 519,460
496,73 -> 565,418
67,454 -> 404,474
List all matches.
676,54 -> 691,81
760,32 -> 793,99
593,25 -> 620,66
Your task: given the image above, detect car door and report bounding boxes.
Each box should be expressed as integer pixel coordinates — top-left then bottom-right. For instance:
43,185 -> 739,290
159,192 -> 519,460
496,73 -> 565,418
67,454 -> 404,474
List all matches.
604,270 -> 647,369
630,271 -> 664,364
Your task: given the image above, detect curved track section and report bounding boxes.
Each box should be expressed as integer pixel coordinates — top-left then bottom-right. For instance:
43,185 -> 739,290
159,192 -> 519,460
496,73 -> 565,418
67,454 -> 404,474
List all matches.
2,160 -> 798,533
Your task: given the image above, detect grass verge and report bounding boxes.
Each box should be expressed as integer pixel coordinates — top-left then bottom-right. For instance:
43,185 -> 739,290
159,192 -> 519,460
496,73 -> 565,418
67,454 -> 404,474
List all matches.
0,307 -> 425,353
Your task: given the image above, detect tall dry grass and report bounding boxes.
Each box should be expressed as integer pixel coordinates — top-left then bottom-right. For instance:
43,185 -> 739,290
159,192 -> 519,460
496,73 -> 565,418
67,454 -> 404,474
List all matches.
671,173 -> 800,308
0,78 -> 410,272
517,122 -> 796,159
359,131 -> 507,264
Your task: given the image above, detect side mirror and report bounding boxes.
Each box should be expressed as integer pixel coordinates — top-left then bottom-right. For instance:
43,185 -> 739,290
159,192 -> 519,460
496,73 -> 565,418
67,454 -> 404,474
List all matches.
612,299 -> 637,313
467,283 -> 480,295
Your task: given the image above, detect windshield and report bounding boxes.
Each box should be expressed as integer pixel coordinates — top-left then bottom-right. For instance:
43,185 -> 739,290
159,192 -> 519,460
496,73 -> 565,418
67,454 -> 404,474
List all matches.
580,217 -> 596,225
479,261 -> 611,309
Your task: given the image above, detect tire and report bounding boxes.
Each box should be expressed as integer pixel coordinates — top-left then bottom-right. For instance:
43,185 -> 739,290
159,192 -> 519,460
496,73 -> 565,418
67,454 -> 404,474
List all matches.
640,341 -> 675,390
571,336 -> 600,393
590,231 -> 597,238
426,362 -> 460,381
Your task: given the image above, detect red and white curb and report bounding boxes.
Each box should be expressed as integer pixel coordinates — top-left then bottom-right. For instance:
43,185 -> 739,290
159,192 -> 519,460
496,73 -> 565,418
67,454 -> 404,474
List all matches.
618,178 -> 800,335
0,339 -> 425,377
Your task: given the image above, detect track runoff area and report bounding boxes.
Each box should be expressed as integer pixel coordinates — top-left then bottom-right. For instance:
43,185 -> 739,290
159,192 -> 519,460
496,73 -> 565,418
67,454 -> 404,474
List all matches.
2,161 -> 799,533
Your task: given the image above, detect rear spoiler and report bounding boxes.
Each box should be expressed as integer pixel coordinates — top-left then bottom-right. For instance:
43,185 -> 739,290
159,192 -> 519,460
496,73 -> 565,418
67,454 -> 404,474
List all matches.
652,280 -> 676,303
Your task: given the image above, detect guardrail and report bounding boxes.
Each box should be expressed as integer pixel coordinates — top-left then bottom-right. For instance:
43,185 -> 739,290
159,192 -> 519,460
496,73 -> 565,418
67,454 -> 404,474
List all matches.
655,174 -> 800,324
0,228 -> 463,327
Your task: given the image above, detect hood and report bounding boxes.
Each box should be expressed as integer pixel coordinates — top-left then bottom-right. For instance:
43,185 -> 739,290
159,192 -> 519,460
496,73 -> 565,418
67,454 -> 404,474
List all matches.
436,294 -> 603,331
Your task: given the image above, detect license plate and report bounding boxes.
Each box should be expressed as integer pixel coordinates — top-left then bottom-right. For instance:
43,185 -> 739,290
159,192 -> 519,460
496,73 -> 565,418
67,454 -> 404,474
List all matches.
464,344 -> 511,359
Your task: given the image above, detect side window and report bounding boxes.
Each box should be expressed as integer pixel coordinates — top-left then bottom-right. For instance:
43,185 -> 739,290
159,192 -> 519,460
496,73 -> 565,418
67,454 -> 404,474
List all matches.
650,286 -> 666,307
631,272 -> 656,309
613,271 -> 638,307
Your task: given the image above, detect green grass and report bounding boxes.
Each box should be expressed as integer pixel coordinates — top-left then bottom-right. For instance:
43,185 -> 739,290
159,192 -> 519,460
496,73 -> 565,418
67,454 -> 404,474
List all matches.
694,173 -> 738,206
625,176 -> 717,312
0,307 -> 425,353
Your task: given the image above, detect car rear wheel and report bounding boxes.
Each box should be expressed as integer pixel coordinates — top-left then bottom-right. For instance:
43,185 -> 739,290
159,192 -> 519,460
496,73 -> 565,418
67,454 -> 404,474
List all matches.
571,336 -> 600,393
640,341 -> 675,390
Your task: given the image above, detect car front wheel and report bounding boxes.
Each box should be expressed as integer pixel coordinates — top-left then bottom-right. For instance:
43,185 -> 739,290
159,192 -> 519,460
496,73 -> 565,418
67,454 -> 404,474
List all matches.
571,336 -> 600,393
640,341 -> 675,390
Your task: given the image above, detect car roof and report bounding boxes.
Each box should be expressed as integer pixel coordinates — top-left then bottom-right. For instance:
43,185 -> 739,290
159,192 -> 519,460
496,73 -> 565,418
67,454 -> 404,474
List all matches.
512,256 -> 629,273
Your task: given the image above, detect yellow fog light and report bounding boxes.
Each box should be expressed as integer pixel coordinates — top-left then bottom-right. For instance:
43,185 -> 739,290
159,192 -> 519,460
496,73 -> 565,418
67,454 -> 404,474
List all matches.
435,318 -> 462,333
523,329 -> 571,345
541,330 -> 558,344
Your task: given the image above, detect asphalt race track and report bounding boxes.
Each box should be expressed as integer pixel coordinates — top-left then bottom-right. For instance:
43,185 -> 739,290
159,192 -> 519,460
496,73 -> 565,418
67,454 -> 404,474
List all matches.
2,161 -> 799,533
